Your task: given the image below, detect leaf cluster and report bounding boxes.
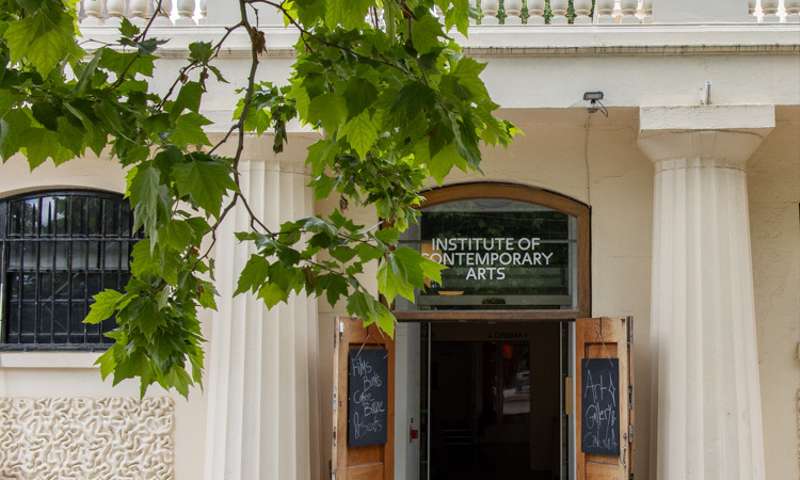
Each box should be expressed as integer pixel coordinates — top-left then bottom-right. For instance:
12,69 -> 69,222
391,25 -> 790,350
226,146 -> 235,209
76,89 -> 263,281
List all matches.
0,0 -> 518,396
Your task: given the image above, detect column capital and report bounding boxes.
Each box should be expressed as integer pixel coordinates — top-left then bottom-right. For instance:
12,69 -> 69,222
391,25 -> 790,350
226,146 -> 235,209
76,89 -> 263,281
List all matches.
638,105 -> 775,168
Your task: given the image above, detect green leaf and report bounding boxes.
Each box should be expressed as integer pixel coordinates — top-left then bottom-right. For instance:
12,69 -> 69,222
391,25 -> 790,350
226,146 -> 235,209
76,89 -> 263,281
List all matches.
0,109 -> 30,160
3,3 -> 82,76
96,349 -> 117,380
259,282 -> 287,308
235,255 -> 270,295
375,228 -> 399,245
123,296 -> 161,340
98,48 -> 155,78
75,49 -> 104,95
172,155 -> 237,217
127,165 -> 161,236
188,41 -> 214,63
85,289 -> 124,324
325,0 -> 371,29
119,18 -> 140,39
445,0 -> 471,37
346,291 -> 395,337
341,111 -> 377,159
171,81 -> 204,119
453,57 -> 489,99
307,94 -> 347,133
411,15 -> 444,54
355,243 -> 383,262
429,142 -> 465,183
378,260 -> 411,303
420,256 -> 447,284
159,220 -> 196,251
318,274 -> 349,307
373,301 -> 395,337
170,112 -> 212,147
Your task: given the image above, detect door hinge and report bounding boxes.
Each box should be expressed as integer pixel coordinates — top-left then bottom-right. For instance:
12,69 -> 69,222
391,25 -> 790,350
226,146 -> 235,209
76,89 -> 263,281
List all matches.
628,424 -> 634,443
628,384 -> 634,409
329,460 -> 334,480
626,315 -> 634,344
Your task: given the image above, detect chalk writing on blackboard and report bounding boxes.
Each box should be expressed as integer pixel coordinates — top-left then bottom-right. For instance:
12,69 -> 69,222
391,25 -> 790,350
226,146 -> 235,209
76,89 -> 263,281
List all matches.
581,358 -> 620,455
347,348 -> 388,447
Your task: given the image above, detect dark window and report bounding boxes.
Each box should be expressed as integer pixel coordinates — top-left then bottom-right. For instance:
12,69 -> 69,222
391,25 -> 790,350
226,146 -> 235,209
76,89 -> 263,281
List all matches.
0,190 -> 137,350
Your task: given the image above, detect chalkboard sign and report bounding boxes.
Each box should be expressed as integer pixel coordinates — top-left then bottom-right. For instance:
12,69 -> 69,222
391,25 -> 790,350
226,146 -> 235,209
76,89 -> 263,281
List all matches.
347,347 -> 388,447
581,358 -> 620,455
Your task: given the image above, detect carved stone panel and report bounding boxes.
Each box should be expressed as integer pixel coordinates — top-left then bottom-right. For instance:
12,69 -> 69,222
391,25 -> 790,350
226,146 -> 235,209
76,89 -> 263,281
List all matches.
0,397 -> 175,480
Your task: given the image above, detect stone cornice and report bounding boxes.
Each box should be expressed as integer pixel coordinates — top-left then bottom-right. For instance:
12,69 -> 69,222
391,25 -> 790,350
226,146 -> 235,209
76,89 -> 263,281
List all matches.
78,23 -> 800,59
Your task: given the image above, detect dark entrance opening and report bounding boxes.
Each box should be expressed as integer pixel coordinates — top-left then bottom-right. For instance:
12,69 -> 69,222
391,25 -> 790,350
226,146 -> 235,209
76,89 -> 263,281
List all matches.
423,322 -> 565,480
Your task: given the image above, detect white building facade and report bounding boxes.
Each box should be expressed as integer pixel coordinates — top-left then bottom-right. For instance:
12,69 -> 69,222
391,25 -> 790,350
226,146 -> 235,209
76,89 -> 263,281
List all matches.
1,1 -> 799,479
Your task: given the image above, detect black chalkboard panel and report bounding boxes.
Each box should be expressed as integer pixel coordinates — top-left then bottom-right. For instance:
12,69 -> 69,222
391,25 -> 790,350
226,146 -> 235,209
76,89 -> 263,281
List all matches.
347,347 -> 388,447
581,358 -> 621,455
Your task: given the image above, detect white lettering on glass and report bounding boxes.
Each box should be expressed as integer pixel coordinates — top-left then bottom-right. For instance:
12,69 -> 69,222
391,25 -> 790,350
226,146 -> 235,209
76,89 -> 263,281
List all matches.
423,237 -> 555,280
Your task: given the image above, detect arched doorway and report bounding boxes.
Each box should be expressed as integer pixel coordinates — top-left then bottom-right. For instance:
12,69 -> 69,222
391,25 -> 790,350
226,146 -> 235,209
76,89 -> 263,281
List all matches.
393,182 -> 592,480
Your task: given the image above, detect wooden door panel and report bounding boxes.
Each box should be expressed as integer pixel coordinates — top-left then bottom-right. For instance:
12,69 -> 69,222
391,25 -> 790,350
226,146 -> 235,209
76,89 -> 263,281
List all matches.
349,464 -> 385,480
575,317 -> 633,480
332,317 -> 394,480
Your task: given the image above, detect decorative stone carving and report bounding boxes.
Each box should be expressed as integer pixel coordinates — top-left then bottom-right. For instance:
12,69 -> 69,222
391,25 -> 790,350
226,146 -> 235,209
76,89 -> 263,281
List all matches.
0,397 -> 175,480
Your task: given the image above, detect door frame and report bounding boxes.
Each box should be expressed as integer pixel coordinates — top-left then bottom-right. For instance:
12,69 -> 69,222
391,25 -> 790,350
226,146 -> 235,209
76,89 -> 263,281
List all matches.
391,181 -> 592,479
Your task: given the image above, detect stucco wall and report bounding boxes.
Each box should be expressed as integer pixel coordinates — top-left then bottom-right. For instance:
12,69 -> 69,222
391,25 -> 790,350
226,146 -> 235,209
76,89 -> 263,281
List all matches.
748,106 -> 800,480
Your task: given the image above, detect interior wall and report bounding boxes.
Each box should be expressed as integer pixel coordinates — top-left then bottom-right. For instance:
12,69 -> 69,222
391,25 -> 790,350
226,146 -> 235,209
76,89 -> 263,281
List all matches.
748,106 -> 800,480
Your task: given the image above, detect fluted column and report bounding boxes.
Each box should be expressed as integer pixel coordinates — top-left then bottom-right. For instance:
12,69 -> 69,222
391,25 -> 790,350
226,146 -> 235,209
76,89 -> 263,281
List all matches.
204,154 -> 320,480
639,105 -> 774,480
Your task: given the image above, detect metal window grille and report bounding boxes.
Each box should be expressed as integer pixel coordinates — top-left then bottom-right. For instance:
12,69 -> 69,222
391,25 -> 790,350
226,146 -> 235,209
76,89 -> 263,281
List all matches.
0,190 -> 138,350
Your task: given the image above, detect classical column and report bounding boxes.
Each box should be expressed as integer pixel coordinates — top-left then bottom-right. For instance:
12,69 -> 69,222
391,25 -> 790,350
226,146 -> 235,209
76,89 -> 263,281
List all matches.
204,153 -> 320,480
639,105 -> 774,480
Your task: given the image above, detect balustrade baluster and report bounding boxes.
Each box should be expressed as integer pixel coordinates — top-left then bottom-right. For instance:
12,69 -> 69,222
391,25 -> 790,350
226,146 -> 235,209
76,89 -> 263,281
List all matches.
198,0 -> 207,23
748,0 -> 759,21
105,0 -> 126,23
505,0 -> 522,24
153,0 -> 172,25
176,0 -> 196,24
619,0 -> 639,23
641,0 -> 653,23
595,0 -> 615,23
82,0 -> 106,25
761,0 -> 780,22
573,0 -> 594,24
787,0 -> 800,21
127,0 -> 151,23
527,0 -> 546,24
480,0 -> 500,24
549,0 -> 568,24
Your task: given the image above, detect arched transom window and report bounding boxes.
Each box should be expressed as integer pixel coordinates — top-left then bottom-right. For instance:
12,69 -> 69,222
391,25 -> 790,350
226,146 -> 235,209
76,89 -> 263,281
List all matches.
397,183 -> 590,319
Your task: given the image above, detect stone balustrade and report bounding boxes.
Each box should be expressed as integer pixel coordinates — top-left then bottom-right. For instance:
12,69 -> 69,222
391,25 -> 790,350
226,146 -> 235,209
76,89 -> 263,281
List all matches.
479,0 -> 653,24
750,0 -> 800,22
79,0 -> 205,25
76,0 -> 800,27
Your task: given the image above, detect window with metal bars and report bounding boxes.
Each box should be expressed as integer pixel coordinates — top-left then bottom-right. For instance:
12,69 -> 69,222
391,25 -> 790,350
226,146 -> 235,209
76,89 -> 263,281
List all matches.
0,190 -> 138,350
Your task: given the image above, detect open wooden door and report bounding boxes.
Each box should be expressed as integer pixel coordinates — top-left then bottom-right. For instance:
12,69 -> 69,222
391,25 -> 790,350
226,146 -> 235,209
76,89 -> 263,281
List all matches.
332,317 -> 394,480
575,317 -> 634,480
